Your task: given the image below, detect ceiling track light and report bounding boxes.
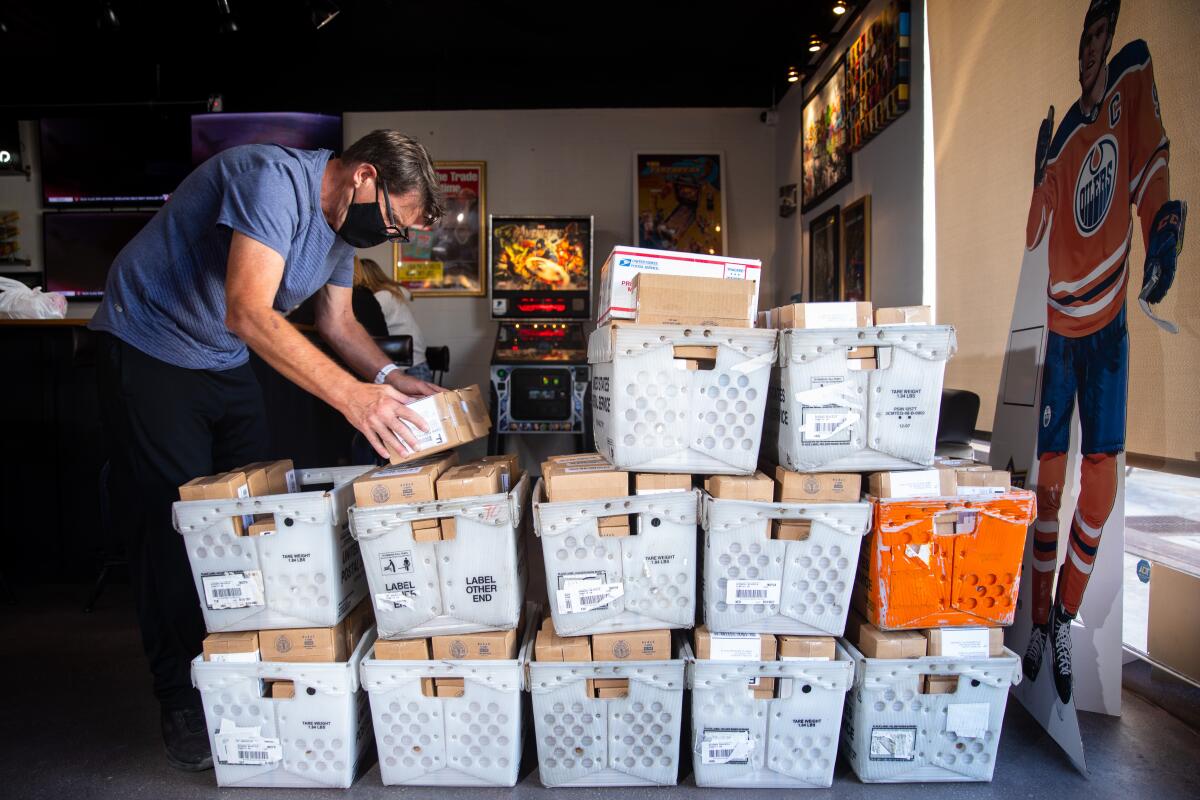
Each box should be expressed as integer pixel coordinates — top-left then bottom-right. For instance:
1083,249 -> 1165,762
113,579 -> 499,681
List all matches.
808,34 -> 823,53
309,0 -> 340,31
833,0 -> 848,16
97,1 -> 120,31
217,0 -> 239,34
786,65 -> 800,84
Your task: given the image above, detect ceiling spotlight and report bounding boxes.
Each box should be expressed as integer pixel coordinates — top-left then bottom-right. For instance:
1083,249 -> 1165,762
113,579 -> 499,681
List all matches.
808,34 -> 822,53
217,0 -> 239,34
786,65 -> 800,83
309,0 -> 340,31
833,1 -> 848,16
96,2 -> 120,31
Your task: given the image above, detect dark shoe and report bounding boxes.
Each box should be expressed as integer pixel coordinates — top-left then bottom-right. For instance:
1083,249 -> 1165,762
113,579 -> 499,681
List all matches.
1022,622 -> 1049,682
1049,604 -> 1074,705
161,706 -> 213,771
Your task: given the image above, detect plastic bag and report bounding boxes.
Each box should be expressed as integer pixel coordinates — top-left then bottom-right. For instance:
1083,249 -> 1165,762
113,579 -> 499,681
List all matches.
0,277 -> 68,319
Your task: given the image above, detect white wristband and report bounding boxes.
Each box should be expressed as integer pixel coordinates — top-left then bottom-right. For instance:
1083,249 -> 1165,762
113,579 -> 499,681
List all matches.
374,363 -> 400,384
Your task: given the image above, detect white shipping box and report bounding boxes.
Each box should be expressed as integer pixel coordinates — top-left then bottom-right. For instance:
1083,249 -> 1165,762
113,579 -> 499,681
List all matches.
597,245 -> 762,324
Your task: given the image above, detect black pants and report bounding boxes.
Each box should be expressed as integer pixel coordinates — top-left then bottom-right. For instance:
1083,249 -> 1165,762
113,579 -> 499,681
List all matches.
96,333 -> 268,711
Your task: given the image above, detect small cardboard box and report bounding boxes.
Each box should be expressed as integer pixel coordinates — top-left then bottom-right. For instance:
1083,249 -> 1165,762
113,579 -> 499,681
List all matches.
775,467 -> 862,503
179,472 -> 251,535
592,629 -> 671,661
387,385 -> 491,464
845,608 -> 870,647
923,674 -> 959,695
202,631 -> 260,663
772,520 -> 812,541
431,629 -> 518,661
868,469 -> 957,499
436,463 -> 504,539
247,520 -> 276,537
544,458 -> 629,527
353,452 -> 458,508
270,680 -> 296,699
434,677 -> 465,698
373,638 -> 431,660
778,635 -> 836,661
875,305 -> 933,325
693,626 -> 777,661
848,358 -> 877,371
955,469 -> 1011,497
634,473 -> 693,494
776,301 -> 873,329
592,678 -> 630,699
478,453 -> 522,492
633,273 -> 755,328
857,624 -> 928,659
239,459 -> 296,497
923,627 -> 1004,658
598,524 -> 631,538
261,599 -> 373,663
597,245 -> 763,324
534,626 -> 592,662
707,471 -> 773,502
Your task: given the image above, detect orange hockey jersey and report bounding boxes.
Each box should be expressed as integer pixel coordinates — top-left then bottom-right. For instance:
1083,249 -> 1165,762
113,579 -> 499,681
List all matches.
1026,40 -> 1170,337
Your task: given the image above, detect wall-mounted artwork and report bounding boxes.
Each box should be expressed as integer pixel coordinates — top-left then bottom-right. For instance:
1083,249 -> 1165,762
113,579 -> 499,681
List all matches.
840,195 -> 871,301
809,205 -> 841,302
779,184 -> 798,217
802,57 -> 852,212
393,161 -> 486,296
634,152 -> 726,255
845,0 -> 912,152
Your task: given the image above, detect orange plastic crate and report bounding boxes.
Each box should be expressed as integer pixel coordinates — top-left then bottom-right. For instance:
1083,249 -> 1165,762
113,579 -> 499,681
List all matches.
854,490 -> 1036,630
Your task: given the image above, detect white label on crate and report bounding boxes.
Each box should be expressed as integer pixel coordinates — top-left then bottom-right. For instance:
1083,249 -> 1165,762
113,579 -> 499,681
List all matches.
748,676 -> 761,687
802,303 -> 859,328
799,408 -> 856,443
374,591 -> 414,611
946,703 -> 991,739
708,632 -> 762,661
207,650 -> 260,664
394,396 -> 448,453
215,719 -> 283,766
886,470 -> 943,498
956,485 -> 1006,497
700,728 -> 754,764
379,549 -> 415,576
937,628 -> 991,659
284,468 -> 298,493
201,570 -> 264,610
725,579 -> 781,606
869,726 -> 917,761
556,575 -> 624,614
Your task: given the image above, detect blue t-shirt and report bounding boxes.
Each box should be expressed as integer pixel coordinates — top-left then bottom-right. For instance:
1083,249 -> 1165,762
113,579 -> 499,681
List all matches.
90,144 -> 353,370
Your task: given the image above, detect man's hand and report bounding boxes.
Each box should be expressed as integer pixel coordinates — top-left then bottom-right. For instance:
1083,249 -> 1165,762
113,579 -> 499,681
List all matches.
1034,105 -> 1055,188
385,370 -> 445,398
339,381 -> 430,460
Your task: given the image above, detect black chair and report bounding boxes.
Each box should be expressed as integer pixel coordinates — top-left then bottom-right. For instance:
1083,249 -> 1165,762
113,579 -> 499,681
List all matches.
374,335 -> 414,367
425,346 -> 450,386
935,389 -> 981,459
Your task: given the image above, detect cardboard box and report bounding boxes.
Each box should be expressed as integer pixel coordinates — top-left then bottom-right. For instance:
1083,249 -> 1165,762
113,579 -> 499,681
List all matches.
875,305 -> 933,325
772,520 -> 812,541
707,471 -> 773,502
436,463 -> 504,539
240,459 -> 296,496
756,310 -> 769,328
923,627 -> 1005,658
373,638 -> 431,660
955,469 -> 1011,497
857,624 -> 928,659
202,631 -> 260,663
778,635 -> 836,661
353,452 -> 458,508
598,524 -> 631,538
544,459 -> 630,527
694,626 -> 777,661
534,627 -> 592,663
598,245 -> 762,324
593,677 -> 631,699
923,675 -> 959,695
179,471 -> 252,535
776,301 -> 873,329
478,453 -> 522,492
434,677 -> 465,698
848,358 -> 877,371
431,629 -> 518,661
247,520 -> 276,537
592,629 -> 671,661
270,680 -> 295,699
868,469 -> 957,499
775,467 -> 861,503
1148,562 -> 1200,685
261,599 -> 373,663
634,473 -> 693,494
845,608 -> 870,647
633,273 -> 755,327
387,385 -> 491,464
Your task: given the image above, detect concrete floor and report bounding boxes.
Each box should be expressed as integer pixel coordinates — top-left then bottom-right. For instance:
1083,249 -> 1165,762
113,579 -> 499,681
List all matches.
2,584 -> 1197,799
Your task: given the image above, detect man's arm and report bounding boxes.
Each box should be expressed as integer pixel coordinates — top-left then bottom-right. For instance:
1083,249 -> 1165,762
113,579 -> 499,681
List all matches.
223,231 -> 427,458
311,283 -> 444,398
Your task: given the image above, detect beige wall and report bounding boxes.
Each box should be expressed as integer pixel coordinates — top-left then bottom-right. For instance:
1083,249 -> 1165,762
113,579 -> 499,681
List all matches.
930,0 -> 1200,461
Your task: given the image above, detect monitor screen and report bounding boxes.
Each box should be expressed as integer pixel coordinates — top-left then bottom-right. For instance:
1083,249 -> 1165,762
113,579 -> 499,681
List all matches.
39,112 -> 193,207
43,211 -> 154,299
191,112 -> 343,165
489,215 -> 592,320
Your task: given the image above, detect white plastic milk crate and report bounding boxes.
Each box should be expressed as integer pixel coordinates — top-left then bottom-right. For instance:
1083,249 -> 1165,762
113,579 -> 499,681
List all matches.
840,638 -> 1021,783
588,322 -> 777,474
192,625 -> 377,789
532,478 -> 699,636
173,465 -> 371,632
528,633 -> 687,787
359,614 -> 537,787
688,640 -> 854,788
702,493 -> 872,636
768,325 -> 956,472
349,474 -> 530,639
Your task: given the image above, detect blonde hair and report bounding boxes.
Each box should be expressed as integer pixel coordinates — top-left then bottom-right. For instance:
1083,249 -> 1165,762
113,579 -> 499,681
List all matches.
353,257 -> 406,300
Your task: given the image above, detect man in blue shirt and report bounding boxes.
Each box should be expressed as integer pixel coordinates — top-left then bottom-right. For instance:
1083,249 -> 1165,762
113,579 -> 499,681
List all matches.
90,130 -> 445,770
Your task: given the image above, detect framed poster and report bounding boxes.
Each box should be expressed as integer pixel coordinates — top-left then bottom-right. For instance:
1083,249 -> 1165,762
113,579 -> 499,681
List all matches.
392,161 -> 486,296
779,184 -> 798,218
840,195 -> 871,301
845,0 -> 911,152
488,215 -> 593,320
809,205 -> 841,302
802,58 -> 851,212
634,152 -> 726,255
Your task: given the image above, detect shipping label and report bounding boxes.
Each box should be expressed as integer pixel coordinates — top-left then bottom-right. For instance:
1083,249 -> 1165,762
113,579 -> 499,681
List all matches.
556,571 -> 624,614
708,632 -> 762,661
868,725 -> 917,761
201,570 -> 265,610
214,719 -> 282,766
700,728 -> 754,765
724,579 -> 781,606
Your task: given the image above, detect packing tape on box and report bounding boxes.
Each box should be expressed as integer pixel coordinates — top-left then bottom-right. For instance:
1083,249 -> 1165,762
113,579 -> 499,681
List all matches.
730,350 -> 776,375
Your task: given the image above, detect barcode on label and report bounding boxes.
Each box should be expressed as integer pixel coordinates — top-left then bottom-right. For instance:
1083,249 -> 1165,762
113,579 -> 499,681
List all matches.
239,749 -> 268,762
725,579 -> 780,606
201,570 -> 265,610
213,588 -> 243,598
737,589 -> 768,598
707,747 -> 734,759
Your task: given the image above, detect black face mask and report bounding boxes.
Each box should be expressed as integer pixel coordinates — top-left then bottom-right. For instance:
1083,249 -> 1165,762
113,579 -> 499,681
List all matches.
337,177 -> 403,248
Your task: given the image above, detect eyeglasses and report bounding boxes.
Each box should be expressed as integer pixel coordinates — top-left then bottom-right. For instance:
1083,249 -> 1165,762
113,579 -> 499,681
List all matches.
377,176 -> 411,244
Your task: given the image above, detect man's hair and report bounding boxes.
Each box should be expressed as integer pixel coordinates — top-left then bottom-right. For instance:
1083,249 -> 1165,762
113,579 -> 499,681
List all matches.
343,130 -> 444,223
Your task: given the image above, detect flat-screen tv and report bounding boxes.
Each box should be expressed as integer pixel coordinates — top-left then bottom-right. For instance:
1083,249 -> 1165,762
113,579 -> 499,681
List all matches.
39,111 -> 192,207
191,112 -> 343,165
43,211 -> 154,299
